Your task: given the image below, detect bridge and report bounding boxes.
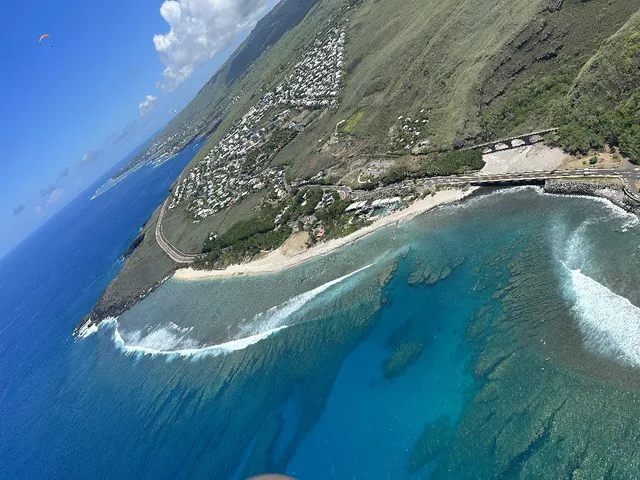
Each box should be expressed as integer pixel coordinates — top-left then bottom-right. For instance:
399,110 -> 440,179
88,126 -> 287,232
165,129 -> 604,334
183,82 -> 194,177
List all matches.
469,128 -> 558,154
431,168 -> 626,186
351,168 -> 639,201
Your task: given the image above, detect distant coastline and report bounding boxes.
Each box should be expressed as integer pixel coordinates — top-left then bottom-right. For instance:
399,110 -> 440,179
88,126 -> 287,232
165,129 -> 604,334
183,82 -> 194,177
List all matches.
174,188 -> 478,281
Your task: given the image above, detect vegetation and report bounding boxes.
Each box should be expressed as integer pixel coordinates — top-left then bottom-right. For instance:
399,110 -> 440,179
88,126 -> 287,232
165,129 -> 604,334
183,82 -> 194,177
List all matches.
480,67 -> 577,140
415,150 -> 485,178
291,187 -> 324,216
382,165 -> 409,185
354,181 -> 376,191
195,208 -> 292,269
477,0 -> 640,139
342,111 -> 365,133
315,193 -> 360,239
556,92 -> 640,163
194,187 -> 360,269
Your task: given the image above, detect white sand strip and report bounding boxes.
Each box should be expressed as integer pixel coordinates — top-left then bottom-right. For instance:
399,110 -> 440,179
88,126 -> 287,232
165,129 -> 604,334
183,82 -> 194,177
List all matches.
173,188 -> 477,281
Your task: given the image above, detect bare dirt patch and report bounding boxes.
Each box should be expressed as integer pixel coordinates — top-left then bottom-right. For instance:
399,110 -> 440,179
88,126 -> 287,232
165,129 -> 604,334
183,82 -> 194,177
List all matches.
481,143 -> 568,174
280,231 -> 311,257
560,146 -> 622,170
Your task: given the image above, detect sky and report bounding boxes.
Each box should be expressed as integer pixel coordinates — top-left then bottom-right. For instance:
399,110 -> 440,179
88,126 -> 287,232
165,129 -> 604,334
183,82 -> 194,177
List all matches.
0,0 -> 274,258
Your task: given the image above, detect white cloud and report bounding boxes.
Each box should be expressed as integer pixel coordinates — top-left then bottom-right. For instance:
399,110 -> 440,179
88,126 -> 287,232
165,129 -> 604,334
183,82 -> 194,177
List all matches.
80,150 -> 103,166
45,188 -> 64,205
153,0 -> 269,92
139,94 -> 158,116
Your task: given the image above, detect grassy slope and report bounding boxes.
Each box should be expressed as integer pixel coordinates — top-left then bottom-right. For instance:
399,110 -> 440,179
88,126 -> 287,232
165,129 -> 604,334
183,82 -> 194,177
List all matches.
163,191 -> 265,253
164,0 -> 640,252
90,0 -> 640,321
478,0 -> 640,140
555,10 -> 640,160
274,0 -> 549,170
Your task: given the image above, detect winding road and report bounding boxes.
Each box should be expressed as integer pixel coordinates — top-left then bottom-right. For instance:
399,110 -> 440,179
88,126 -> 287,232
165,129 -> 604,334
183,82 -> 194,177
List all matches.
155,200 -> 199,264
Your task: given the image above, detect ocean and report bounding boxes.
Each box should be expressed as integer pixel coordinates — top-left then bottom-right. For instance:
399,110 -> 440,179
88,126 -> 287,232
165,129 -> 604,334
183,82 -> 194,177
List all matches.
3,146 -> 640,478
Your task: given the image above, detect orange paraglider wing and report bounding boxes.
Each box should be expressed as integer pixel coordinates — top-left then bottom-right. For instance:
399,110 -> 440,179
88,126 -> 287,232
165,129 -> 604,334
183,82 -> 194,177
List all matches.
38,34 -> 51,45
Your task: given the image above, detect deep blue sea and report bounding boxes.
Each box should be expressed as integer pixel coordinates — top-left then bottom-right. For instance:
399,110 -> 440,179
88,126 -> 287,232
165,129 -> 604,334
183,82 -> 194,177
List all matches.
3,144 -> 640,478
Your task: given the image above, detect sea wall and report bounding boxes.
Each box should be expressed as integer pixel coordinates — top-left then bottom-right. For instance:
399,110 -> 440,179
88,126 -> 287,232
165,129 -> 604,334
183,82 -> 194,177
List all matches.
543,179 -> 640,215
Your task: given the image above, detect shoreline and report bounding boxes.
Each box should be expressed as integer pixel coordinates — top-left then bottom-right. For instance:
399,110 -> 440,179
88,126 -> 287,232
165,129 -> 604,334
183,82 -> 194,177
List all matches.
173,187 -> 479,281
77,178 -> 640,333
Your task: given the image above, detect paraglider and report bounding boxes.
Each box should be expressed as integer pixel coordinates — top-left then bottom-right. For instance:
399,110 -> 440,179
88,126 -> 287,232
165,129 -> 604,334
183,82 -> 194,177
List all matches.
38,34 -> 52,47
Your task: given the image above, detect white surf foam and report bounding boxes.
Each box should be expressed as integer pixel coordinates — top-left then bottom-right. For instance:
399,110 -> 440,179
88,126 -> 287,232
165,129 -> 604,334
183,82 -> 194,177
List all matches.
124,322 -> 201,351
562,220 -> 596,272
543,188 -> 639,227
109,263 -> 374,359
236,263 -> 373,338
112,323 -> 289,359
75,317 -> 117,340
465,185 -> 638,230
568,267 -> 640,367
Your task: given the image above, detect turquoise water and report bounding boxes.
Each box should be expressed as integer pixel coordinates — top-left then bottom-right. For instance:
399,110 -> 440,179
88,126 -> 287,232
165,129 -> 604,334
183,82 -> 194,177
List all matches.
104,186 -> 640,477
5,184 -> 640,478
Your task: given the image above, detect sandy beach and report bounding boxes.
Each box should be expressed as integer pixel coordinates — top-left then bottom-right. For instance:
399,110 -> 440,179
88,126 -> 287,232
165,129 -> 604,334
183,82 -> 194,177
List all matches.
173,188 -> 477,281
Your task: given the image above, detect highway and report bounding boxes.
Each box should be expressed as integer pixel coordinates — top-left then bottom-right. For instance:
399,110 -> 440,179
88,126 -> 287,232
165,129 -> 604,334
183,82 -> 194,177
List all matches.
353,168 -> 640,200
154,167 -> 640,263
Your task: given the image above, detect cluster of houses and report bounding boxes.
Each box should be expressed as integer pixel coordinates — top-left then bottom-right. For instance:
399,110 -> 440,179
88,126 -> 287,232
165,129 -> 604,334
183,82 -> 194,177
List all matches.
140,107 -> 211,167
388,110 -> 430,152
275,28 -> 345,109
345,196 -> 404,217
168,28 -> 347,220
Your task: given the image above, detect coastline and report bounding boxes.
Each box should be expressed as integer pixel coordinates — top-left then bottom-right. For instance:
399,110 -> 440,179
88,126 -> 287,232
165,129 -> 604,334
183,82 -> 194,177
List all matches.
174,187 -> 479,281
544,179 -> 640,215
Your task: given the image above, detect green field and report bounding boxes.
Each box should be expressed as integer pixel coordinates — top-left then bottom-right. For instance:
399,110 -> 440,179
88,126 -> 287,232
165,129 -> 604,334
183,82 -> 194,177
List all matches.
342,111 -> 365,133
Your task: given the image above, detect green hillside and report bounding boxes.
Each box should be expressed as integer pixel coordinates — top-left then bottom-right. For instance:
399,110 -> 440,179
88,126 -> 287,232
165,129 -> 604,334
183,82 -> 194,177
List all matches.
158,0 -> 640,253
555,11 -> 640,161
184,0 -> 640,176
479,0 -> 640,141
88,0 -> 640,326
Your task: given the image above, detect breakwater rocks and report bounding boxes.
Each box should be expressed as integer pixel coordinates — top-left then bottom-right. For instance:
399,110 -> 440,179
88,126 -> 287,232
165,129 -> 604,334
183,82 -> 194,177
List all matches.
544,179 -> 640,215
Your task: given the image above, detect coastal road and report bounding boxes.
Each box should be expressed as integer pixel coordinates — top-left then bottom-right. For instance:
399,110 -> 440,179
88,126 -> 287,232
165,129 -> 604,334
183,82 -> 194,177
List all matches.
352,168 -> 640,200
154,167 -> 640,262
155,200 -> 198,264
432,168 -> 639,185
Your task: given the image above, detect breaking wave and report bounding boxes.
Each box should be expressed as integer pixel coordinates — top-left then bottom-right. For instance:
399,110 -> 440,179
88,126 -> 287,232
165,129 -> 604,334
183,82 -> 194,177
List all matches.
560,202 -> 640,366
102,263 -> 374,359
567,267 -> 640,367
457,185 -> 638,231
